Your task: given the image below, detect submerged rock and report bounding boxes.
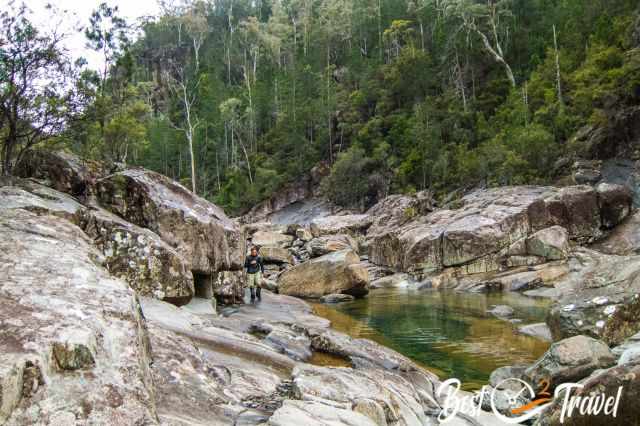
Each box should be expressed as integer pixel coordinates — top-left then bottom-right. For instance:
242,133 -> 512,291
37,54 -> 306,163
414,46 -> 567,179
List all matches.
319,294 -> 355,303
517,323 -> 553,342
278,250 -> 369,298
487,305 -> 515,318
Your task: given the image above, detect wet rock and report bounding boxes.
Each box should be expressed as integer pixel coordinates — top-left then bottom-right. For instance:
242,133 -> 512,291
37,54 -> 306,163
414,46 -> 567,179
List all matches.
525,335 -> 615,391
96,168 -> 243,273
596,182 -> 633,229
370,273 -> 411,289
526,226 -> 570,260
250,322 -> 313,361
487,305 -> 515,318
0,209 -> 156,424
319,294 -> 355,303
310,214 -> 372,237
518,323 -> 553,342
278,250 -> 369,298
305,234 -> 358,257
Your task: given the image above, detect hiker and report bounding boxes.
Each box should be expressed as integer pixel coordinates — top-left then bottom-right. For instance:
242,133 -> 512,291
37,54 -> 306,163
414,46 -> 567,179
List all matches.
244,246 -> 264,301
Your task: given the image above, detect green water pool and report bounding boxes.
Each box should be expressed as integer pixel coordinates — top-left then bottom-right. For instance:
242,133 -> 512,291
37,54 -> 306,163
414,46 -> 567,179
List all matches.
312,287 -> 551,390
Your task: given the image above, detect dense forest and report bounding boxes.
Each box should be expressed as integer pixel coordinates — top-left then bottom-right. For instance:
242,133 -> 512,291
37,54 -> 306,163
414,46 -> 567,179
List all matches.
2,0 -> 640,214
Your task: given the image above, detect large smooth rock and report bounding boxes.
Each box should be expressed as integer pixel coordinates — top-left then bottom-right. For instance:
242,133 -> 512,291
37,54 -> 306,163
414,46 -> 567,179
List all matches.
596,182 -> 633,229
96,168 -> 243,273
81,206 -> 195,304
277,250 -> 369,298
305,234 -> 358,257
0,209 -> 156,424
252,230 -> 294,248
310,214 -> 372,237
14,149 -> 105,196
261,246 -> 295,264
366,191 -> 435,237
368,186 -> 604,276
525,335 -> 615,391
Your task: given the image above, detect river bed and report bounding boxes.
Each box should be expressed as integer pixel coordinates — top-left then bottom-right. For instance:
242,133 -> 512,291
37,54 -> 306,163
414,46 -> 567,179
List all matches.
312,287 -> 551,390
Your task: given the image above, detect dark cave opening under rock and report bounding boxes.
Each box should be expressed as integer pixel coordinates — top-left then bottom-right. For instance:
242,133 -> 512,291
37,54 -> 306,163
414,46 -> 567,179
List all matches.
193,272 -> 214,299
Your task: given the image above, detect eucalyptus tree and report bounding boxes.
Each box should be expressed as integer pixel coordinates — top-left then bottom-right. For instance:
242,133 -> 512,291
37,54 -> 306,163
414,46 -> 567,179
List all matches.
443,0 -> 516,87
84,2 -> 129,92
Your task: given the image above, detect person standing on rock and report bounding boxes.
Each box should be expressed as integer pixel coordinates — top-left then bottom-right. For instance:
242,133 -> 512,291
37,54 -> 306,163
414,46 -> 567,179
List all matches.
244,246 -> 264,301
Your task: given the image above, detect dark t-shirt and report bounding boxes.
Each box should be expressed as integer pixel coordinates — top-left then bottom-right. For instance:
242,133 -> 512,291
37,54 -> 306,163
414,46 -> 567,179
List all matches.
244,254 -> 264,274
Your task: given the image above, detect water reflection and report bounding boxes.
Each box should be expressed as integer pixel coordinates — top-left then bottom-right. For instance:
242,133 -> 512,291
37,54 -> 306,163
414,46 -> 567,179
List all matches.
312,288 -> 551,390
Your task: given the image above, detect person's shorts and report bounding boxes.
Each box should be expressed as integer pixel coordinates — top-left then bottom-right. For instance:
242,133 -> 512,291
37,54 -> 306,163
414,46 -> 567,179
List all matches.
246,272 -> 262,288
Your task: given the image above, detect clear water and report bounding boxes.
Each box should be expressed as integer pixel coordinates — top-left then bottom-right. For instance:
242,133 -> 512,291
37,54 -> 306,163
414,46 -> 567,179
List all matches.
312,288 -> 551,390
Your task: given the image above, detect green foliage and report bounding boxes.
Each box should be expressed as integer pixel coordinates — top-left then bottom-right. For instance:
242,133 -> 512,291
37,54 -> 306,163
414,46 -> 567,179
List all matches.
50,0 -> 640,214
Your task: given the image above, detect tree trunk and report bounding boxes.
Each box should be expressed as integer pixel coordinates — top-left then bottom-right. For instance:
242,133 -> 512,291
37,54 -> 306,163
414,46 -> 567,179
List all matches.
553,24 -> 563,105
474,28 -> 516,87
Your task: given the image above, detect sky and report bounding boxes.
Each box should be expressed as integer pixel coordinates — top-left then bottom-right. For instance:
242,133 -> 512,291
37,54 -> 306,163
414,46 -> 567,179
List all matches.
2,0 -> 162,71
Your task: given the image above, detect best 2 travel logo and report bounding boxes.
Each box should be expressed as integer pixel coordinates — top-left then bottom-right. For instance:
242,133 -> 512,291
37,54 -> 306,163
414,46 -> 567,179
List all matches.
430,377 -> 624,424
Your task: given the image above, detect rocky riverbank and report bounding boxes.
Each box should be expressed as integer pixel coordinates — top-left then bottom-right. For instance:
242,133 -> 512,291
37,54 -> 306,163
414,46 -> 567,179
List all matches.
4,149 -> 640,425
